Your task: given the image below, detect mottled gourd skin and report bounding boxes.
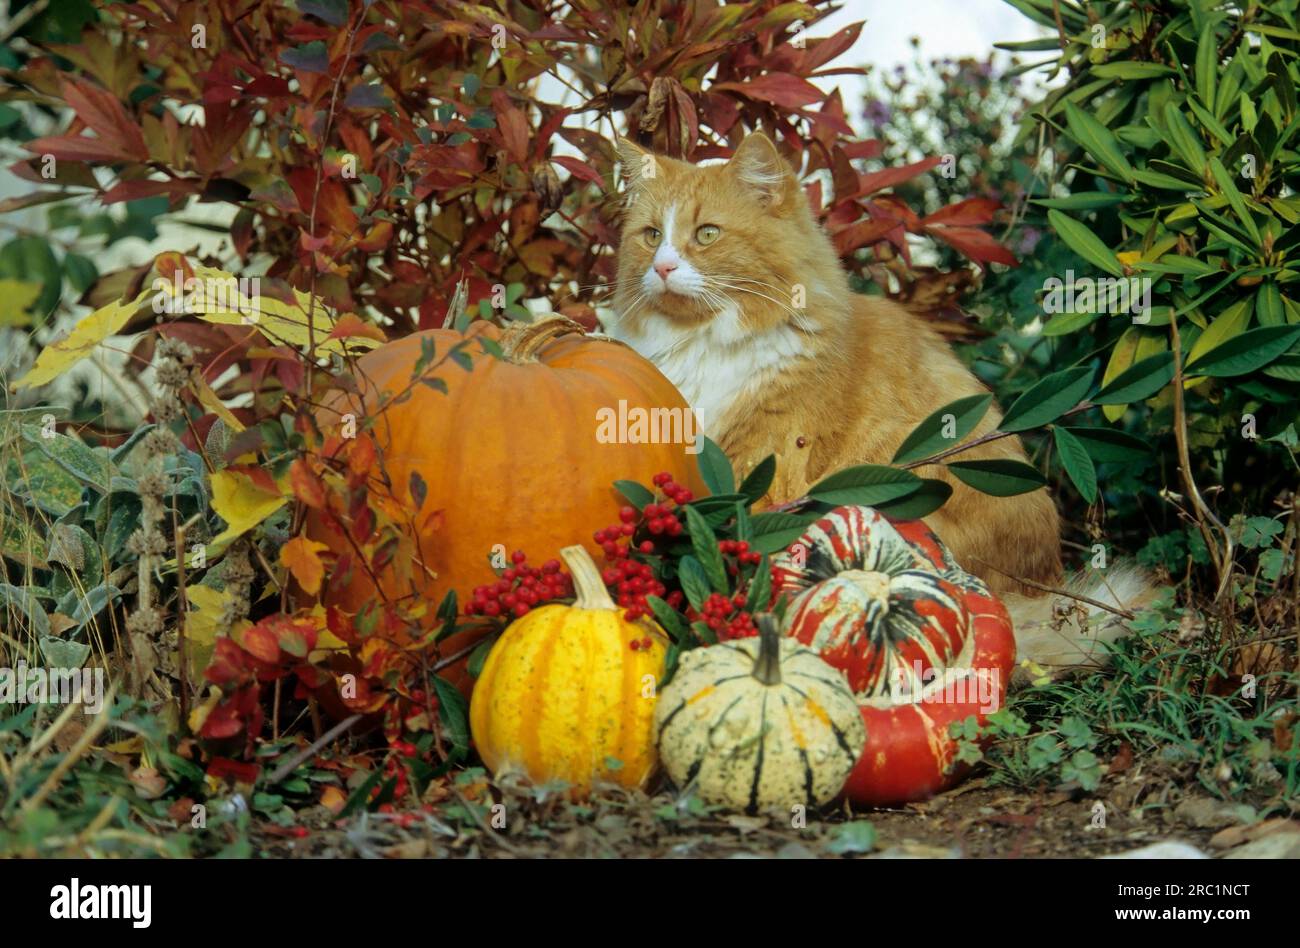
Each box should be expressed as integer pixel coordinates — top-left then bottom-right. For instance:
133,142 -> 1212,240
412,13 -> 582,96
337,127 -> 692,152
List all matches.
469,596 -> 667,795
653,636 -> 865,813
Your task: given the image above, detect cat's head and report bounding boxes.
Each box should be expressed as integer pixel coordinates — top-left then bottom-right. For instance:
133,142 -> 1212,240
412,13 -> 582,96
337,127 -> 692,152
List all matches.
612,132 -> 843,337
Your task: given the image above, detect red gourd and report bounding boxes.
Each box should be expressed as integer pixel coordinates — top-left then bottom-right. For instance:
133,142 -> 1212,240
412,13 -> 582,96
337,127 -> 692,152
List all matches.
770,505 -> 1015,807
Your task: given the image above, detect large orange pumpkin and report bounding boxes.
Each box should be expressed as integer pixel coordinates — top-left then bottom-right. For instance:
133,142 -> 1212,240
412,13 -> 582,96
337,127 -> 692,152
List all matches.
308,315 -> 707,694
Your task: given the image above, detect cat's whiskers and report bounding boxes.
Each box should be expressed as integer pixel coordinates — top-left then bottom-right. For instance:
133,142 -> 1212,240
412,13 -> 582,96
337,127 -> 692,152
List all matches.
706,277 -> 819,335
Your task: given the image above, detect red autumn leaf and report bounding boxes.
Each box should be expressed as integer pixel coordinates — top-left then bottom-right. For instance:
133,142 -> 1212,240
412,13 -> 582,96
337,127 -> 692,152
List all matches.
927,225 -> 1019,267
60,77 -> 149,161
327,312 -> 388,343
714,72 -> 824,109
225,463 -> 279,496
241,620 -> 283,664
551,155 -> 604,186
100,178 -> 193,205
800,22 -> 864,73
290,460 -> 327,513
922,197 -> 1003,228
347,434 -> 377,478
855,156 -> 943,197
832,217 -> 902,255
842,139 -> 884,160
24,134 -> 138,164
154,251 -> 195,285
206,757 -> 262,784
492,90 -> 530,165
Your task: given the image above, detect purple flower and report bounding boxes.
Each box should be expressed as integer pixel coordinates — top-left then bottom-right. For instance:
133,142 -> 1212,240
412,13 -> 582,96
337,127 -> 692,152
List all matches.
1017,226 -> 1042,256
864,98 -> 892,127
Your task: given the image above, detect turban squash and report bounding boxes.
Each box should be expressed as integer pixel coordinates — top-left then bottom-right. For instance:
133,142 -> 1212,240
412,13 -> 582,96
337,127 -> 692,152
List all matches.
654,614 -> 865,813
469,545 -> 667,794
771,506 -> 1015,807
308,315 -> 705,694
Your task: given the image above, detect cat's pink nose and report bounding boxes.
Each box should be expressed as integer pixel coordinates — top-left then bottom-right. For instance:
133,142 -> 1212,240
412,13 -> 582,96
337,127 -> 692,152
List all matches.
654,261 -> 678,282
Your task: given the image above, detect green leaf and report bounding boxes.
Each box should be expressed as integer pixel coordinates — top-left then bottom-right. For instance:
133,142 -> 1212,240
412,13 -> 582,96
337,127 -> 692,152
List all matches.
806,464 -> 921,506
677,556 -> 711,611
1047,210 -> 1124,277
695,437 -> 734,496
646,595 -> 688,643
872,479 -> 953,519
1196,22 -> 1219,108
749,511 -> 818,554
744,554 -> 772,612
1163,104 -> 1208,177
891,393 -> 992,463
1255,283 -> 1284,326
1092,352 -> 1175,404
737,454 -> 775,503
1032,191 -> 1127,210
999,366 -> 1095,432
69,583 -> 121,629
1093,62 -> 1175,80
947,459 -> 1046,497
1209,157 -> 1261,246
1184,325 -> 1300,377
21,425 -> 116,490
1052,427 -> 1098,504
1063,101 -> 1134,182
433,675 -> 470,754
0,583 -> 50,637
1060,427 -> 1151,463
683,504 -> 727,594
1042,311 -> 1100,336
613,479 -> 654,510
826,820 -> 877,855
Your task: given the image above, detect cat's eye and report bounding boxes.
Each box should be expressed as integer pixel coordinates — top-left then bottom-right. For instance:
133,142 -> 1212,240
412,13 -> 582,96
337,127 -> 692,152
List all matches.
644,227 -> 663,246
695,224 -> 721,245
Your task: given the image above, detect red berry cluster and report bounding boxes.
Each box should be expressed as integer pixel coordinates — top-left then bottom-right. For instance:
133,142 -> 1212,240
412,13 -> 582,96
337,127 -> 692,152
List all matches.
588,472 -> 695,620
464,550 -> 574,619
719,539 -> 763,570
601,557 -> 673,622
688,591 -> 757,641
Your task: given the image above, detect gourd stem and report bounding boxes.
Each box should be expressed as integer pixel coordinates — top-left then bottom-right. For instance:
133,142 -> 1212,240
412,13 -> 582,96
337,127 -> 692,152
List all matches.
752,613 -> 782,686
500,314 -> 585,363
560,544 -> 618,610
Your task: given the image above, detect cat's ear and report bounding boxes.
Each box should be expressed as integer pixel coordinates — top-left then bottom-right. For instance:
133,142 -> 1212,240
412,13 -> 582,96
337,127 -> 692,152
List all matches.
617,137 -> 659,191
728,132 -> 793,207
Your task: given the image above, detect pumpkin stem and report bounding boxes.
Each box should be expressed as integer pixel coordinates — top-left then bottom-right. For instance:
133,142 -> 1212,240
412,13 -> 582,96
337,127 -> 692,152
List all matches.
752,613 -> 783,686
500,314 -> 585,363
560,544 -> 619,611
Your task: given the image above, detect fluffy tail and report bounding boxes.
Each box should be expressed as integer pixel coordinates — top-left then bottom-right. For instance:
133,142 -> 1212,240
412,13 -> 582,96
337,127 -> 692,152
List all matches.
1003,564 -> 1158,683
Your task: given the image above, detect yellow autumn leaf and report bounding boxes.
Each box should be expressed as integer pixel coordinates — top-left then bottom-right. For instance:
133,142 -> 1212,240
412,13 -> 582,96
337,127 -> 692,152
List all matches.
0,279 -> 42,327
208,468 -> 286,550
13,288 -> 151,388
185,264 -> 379,356
280,536 -> 329,595
1184,298 -> 1252,387
1100,327 -> 1140,422
190,371 -> 245,432
183,584 -> 242,679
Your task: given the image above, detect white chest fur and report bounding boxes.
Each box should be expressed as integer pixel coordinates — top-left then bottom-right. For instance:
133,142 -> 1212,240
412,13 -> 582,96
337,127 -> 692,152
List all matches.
610,304 -> 806,437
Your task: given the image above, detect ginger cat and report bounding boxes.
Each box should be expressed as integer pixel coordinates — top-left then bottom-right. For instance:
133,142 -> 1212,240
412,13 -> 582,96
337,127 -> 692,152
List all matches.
608,132 -> 1147,673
